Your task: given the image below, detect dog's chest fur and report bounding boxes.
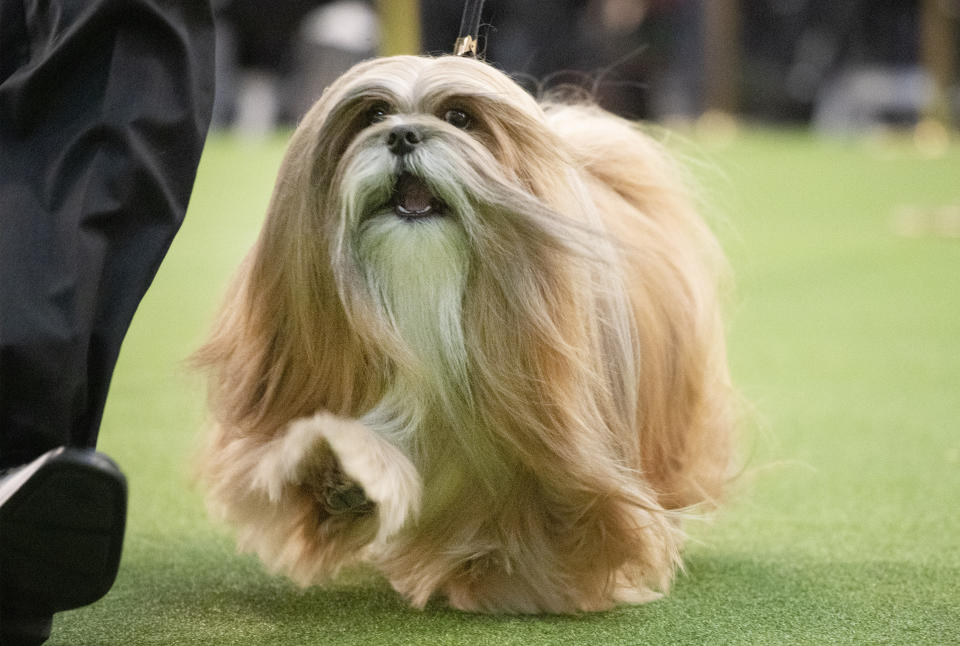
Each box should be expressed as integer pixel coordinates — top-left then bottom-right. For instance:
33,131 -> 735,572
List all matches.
358,216 -> 512,505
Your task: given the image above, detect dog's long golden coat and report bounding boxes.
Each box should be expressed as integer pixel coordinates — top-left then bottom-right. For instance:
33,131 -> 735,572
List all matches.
195,55 -> 734,614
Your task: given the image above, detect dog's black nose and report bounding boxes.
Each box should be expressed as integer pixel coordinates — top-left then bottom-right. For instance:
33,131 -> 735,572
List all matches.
387,125 -> 422,156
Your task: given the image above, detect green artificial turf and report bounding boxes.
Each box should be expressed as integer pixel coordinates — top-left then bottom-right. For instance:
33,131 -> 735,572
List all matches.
50,130 -> 960,645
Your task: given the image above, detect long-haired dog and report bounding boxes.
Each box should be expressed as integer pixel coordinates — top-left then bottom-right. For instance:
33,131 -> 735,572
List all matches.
196,55 -> 734,614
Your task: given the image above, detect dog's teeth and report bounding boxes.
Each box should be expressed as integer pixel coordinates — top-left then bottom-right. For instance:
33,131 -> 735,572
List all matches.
396,204 -> 433,217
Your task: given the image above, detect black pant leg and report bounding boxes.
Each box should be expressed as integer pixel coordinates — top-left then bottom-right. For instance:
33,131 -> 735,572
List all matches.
0,0 -> 215,469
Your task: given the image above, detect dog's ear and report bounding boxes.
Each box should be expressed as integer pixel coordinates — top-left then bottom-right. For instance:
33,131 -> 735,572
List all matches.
194,112 -> 382,440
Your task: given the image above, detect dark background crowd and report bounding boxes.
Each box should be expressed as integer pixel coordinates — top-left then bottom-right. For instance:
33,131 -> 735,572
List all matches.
210,0 -> 959,135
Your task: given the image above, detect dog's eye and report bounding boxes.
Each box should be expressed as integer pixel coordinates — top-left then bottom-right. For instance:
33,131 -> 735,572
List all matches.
366,103 -> 390,125
443,109 -> 471,129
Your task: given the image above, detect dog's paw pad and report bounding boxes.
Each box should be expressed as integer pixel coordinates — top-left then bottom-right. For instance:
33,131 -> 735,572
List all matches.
302,459 -> 374,517
323,480 -> 374,516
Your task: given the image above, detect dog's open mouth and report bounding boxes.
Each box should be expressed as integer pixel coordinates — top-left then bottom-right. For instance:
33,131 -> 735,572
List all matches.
392,173 -> 446,220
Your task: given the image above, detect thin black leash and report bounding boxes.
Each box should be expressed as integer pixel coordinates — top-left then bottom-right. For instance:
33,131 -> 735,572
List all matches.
453,0 -> 485,57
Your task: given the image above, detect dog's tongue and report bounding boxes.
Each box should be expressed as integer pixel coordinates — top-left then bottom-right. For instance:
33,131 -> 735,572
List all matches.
395,173 -> 435,216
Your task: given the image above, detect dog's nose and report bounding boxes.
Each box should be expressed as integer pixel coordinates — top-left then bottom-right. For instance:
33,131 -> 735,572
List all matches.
387,125 -> 422,156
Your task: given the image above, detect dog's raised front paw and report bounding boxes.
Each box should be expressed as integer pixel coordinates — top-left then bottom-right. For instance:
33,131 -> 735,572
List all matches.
249,412 -> 422,545
300,452 -> 375,517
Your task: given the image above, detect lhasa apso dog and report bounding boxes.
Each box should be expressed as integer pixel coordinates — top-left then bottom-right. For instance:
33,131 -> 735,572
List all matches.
196,55 -> 734,614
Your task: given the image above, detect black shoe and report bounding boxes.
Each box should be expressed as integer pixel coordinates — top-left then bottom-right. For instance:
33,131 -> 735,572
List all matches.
0,447 -> 127,643
0,611 -> 53,646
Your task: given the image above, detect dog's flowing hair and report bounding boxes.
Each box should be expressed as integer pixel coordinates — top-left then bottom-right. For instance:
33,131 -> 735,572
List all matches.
195,55 -> 734,614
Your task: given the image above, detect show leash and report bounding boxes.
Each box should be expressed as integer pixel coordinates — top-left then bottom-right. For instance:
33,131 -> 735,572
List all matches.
453,0 -> 485,57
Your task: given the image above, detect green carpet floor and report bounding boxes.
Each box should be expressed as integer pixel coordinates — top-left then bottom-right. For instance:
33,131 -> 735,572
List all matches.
50,129 -> 960,645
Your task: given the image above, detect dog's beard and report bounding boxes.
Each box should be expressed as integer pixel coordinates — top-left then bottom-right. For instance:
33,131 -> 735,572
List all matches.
356,213 -> 470,385
357,210 -> 471,393
335,137 -> 477,450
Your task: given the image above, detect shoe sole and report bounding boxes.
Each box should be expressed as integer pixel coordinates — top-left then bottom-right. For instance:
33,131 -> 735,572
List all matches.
0,447 -> 127,613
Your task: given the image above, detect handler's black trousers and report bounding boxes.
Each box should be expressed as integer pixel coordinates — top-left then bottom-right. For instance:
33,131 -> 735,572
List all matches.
0,0 -> 215,469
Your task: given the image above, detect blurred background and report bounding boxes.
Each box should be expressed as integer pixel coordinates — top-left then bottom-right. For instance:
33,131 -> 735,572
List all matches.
210,0 -> 959,142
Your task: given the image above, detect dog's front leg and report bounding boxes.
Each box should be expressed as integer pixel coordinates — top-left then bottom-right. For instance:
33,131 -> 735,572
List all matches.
205,412 -> 421,585
251,412 -> 422,544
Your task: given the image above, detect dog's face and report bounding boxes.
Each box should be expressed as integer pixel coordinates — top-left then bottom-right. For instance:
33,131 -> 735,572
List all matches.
311,54 -> 560,228
260,56 -> 606,402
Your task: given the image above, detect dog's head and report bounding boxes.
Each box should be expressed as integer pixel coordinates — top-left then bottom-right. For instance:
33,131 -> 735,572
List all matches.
251,56 -> 613,393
